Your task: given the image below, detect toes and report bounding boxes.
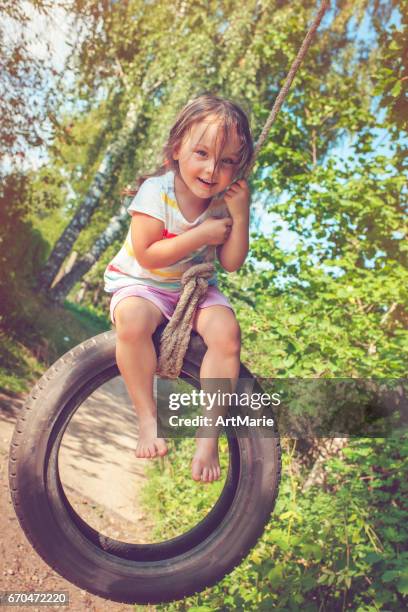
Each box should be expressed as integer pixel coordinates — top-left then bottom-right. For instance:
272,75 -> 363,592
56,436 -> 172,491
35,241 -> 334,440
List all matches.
191,459 -> 202,481
148,445 -> 157,458
136,439 -> 168,459
191,462 -> 221,482
156,440 -> 168,457
191,456 -> 221,483
135,444 -> 154,458
205,465 -> 221,483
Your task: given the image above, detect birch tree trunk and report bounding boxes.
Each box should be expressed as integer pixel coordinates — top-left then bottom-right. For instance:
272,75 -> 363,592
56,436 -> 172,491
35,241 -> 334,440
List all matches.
50,250 -> 78,288
37,94 -> 146,293
47,203 -> 128,303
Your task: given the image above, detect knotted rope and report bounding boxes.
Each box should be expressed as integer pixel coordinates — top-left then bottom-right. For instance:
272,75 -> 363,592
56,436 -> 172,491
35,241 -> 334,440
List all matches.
156,1 -> 330,379
156,261 -> 214,378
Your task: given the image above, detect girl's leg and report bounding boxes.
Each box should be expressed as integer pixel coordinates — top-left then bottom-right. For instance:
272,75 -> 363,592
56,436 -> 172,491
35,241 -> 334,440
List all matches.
114,296 -> 168,458
191,305 -> 241,482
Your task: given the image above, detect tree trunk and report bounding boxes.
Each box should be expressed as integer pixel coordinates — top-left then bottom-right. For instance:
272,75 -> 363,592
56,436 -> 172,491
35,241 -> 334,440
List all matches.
92,285 -> 101,306
51,250 -> 78,288
47,203 -> 128,303
37,96 -> 143,293
75,281 -> 88,304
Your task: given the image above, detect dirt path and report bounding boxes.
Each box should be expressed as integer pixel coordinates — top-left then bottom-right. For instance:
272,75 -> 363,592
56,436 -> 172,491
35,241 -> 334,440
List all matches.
58,376 -> 154,536
0,388 -> 156,611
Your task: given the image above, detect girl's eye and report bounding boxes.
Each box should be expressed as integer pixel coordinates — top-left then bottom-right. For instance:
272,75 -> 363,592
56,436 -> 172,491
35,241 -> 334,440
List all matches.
195,150 -> 236,165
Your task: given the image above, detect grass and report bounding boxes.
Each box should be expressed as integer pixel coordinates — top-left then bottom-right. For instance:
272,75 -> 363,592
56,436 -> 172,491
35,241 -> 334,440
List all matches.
140,437 -> 229,543
0,285 -> 110,395
0,332 -> 44,394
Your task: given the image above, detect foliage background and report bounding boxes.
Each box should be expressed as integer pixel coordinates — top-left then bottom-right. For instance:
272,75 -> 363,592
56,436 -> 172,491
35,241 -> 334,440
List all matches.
0,0 -> 407,609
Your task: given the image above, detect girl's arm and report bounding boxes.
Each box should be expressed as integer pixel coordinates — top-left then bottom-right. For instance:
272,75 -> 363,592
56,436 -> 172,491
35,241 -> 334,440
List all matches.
131,213 -> 232,268
216,179 -> 250,272
216,215 -> 249,272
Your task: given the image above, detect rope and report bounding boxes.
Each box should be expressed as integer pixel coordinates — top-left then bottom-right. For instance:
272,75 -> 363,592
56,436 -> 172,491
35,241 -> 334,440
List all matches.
156,1 -> 330,379
246,0 -> 330,177
156,262 -> 214,379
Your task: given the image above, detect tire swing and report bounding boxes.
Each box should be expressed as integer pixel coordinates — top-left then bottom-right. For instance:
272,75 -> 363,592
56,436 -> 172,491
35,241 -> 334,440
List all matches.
9,2 -> 329,605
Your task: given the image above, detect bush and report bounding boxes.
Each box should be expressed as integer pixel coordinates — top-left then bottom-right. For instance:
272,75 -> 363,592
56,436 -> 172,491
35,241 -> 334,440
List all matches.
145,436 -> 408,611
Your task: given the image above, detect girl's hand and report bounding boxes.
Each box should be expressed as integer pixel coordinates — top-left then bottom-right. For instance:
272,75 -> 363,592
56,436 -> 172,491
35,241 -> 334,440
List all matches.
224,179 -> 250,220
198,217 -> 233,245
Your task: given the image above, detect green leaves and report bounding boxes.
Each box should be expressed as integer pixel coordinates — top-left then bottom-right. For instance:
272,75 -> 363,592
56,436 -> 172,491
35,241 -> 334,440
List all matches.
372,1 -> 408,131
151,436 -> 408,611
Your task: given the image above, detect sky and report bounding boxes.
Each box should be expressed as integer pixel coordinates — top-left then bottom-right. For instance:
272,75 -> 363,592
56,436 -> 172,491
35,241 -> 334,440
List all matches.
14,2 -> 74,72
2,1 -> 78,171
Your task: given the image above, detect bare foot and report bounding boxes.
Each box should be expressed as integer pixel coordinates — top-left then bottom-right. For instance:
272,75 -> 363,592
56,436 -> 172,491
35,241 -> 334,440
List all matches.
136,416 -> 168,458
191,437 -> 221,483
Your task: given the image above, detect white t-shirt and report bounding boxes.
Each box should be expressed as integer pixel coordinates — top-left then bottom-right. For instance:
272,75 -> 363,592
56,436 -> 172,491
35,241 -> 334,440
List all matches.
104,170 -> 229,293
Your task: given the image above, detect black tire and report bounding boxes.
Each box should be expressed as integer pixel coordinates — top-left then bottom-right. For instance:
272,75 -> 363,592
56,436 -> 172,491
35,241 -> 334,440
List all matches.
9,327 -> 281,605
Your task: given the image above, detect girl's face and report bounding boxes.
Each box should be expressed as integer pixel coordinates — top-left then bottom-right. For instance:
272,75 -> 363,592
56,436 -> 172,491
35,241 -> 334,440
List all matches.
173,116 -> 242,202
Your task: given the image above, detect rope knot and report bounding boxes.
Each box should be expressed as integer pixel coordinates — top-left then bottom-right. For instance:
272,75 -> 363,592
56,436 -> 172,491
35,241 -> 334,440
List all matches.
180,262 -> 215,287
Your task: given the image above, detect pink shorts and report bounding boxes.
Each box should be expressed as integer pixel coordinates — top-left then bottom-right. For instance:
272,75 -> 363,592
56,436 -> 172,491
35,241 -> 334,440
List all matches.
109,284 -> 234,324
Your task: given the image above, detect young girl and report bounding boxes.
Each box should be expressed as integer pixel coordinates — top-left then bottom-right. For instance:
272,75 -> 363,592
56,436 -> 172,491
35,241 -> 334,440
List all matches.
104,94 -> 253,483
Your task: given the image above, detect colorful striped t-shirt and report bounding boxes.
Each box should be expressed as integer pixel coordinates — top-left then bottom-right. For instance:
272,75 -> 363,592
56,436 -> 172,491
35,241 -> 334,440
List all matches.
104,170 -> 229,293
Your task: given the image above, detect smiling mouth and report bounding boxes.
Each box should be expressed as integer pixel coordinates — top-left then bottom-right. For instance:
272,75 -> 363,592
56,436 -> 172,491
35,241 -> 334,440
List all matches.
198,177 -> 216,187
